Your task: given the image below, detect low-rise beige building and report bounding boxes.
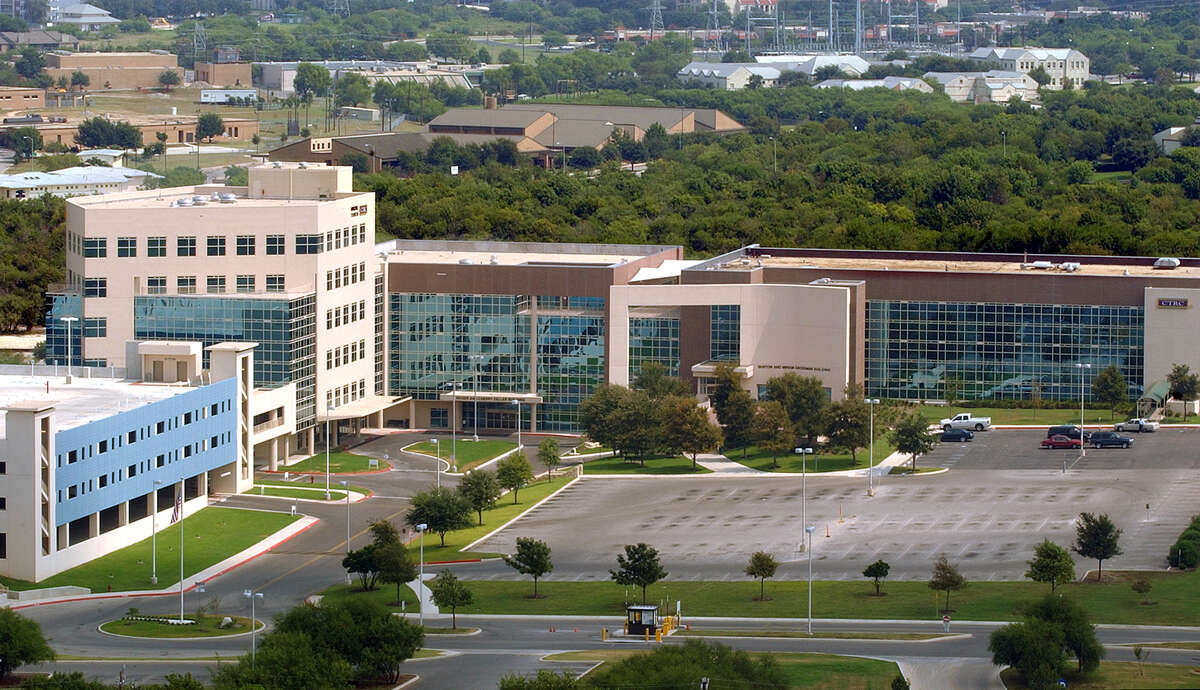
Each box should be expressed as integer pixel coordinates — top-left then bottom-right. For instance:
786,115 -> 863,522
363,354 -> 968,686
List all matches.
45,52 -> 184,91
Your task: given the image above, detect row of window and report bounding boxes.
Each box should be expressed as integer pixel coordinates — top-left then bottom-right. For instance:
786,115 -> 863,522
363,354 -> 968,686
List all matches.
325,224 -> 367,252
58,432 -> 231,503
326,300 -> 366,329
146,274 -> 286,295
326,262 -> 367,291
326,339 -> 367,370
327,379 -> 367,410
80,234 -> 322,259
56,400 -> 230,467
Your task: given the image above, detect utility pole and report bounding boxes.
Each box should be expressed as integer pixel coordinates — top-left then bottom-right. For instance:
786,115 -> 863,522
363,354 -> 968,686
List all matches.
706,0 -> 722,57
828,0 -> 834,52
193,23 -> 206,65
855,0 -> 863,55
649,0 -> 664,41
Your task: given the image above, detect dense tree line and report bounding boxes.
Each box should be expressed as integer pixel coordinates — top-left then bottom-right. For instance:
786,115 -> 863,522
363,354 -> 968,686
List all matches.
0,196 -> 64,332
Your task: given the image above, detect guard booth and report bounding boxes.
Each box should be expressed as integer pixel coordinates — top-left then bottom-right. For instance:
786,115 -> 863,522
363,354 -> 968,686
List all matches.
625,604 -> 659,636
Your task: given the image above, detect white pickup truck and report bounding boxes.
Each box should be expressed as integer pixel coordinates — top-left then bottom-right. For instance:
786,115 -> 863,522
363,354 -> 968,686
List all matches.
940,413 -> 993,431
1114,418 -> 1160,432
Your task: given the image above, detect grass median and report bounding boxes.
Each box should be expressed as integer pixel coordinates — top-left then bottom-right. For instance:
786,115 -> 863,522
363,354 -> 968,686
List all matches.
0,507 -> 299,593
255,478 -> 371,495
245,486 -> 346,501
730,441 -> 896,473
100,614 -> 261,639
406,439 -> 516,473
582,455 -> 711,475
453,569 -> 1200,626
1000,662 -> 1200,689
284,452 -> 383,474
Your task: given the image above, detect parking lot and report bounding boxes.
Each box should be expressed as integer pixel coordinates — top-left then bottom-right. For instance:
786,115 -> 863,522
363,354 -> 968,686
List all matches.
466,428 -> 1200,583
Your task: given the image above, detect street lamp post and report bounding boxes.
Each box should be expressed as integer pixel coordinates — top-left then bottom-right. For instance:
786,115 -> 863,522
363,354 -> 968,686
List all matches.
416,523 -> 427,628
324,402 -> 333,499
150,479 -> 163,584
795,447 -> 813,551
511,399 -> 521,449
433,438 -> 441,488
243,590 -> 264,668
805,524 -> 816,635
178,479 -> 185,622
865,399 -> 880,496
340,479 -> 351,585
1076,362 -> 1091,458
1000,129 -> 1007,157
59,316 -> 77,383
450,383 -> 458,472
769,136 -> 777,174
471,354 -> 484,442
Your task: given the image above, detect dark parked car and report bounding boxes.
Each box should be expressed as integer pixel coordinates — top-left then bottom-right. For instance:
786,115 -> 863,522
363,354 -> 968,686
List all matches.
1089,431 -> 1133,448
1042,434 -> 1082,450
941,428 -> 974,442
1047,425 -> 1092,442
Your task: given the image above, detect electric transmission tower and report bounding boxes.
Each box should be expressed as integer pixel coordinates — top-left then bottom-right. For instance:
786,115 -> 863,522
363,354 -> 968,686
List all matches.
193,23 -> 207,63
705,0 -> 722,56
649,0 -> 664,40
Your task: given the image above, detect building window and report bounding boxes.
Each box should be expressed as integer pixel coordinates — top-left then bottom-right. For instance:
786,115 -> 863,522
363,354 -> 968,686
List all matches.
0,532 -> 5,559
97,475 -> 106,488
117,236 -> 137,257
207,275 -> 226,293
236,235 -> 255,255
0,497 -> 6,510
430,407 -> 448,428
207,236 -> 226,256
83,278 -> 107,297
266,274 -> 284,292
147,276 -> 167,294
148,236 -> 166,257
295,234 -> 321,254
177,276 -> 196,294
709,305 -> 741,362
0,462 -> 6,474
178,236 -> 196,257
83,317 -> 106,338
83,237 -> 106,257
236,275 -> 255,293
266,234 -> 284,255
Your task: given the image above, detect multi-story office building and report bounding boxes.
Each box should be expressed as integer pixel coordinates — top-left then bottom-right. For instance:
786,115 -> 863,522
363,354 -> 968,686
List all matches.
968,47 -> 1090,90
46,164 -> 403,462
0,343 -> 256,582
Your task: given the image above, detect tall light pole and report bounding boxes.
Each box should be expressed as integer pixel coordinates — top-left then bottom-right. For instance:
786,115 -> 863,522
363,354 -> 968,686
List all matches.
178,479 -> 185,622
866,399 -> 880,496
471,354 -> 484,442
243,590 -> 264,668
416,523 -> 427,628
795,447 -> 813,551
433,438 -> 441,488
769,136 -> 777,174
324,401 -> 333,499
150,479 -> 162,585
450,382 -> 459,472
59,316 -> 77,383
1076,362 -> 1091,457
511,399 -> 521,449
1000,129 -> 1007,157
340,479 -> 351,585
805,523 -> 816,635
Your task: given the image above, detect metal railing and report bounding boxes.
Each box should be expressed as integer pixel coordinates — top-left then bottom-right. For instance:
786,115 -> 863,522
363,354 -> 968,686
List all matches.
0,363 -> 127,379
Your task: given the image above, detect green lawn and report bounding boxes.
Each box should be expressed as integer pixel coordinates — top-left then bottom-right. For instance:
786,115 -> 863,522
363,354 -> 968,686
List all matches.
284,452 -> 384,474
582,455 -> 711,475
406,439 -> 517,473
910,405 -> 1118,427
453,570 -> 1200,625
318,582 -> 420,610
0,507 -> 299,593
256,478 -> 370,495
246,485 -> 346,501
569,444 -> 613,455
99,614 -> 260,638
1000,662 -> 1200,689
412,474 -> 575,563
675,630 -> 941,640
729,441 -> 896,473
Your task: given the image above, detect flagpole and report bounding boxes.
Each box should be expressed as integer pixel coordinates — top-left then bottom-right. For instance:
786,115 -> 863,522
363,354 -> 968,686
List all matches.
178,481 -> 184,622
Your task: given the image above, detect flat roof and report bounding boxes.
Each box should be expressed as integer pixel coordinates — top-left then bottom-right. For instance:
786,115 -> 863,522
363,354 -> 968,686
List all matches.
385,249 -> 637,267
378,239 -> 678,267
0,374 -> 196,437
68,185 -> 364,210
748,254 -> 1200,278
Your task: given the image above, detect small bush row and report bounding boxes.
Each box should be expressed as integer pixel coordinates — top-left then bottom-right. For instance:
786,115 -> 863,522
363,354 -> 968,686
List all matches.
1167,515 -> 1200,569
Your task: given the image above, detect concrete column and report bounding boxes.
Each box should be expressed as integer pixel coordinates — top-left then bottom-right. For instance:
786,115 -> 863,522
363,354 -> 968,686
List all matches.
268,438 -> 278,472
305,427 -> 315,456
118,501 -> 129,527
280,435 -> 290,464
199,470 -> 208,497
529,403 -> 537,432
88,512 -> 99,539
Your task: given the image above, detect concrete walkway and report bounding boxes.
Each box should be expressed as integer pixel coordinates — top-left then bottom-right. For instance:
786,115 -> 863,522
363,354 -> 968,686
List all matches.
696,450 -> 912,477
896,657 -> 1005,690
694,452 -> 763,474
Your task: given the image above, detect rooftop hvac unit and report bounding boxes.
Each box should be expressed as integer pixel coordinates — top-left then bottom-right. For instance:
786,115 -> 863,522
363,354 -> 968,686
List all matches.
218,192 -> 237,203
176,198 -> 193,207
1154,257 -> 1181,270
459,258 -> 474,264
191,195 -> 208,205
1030,261 -> 1053,270
1061,262 -> 1081,272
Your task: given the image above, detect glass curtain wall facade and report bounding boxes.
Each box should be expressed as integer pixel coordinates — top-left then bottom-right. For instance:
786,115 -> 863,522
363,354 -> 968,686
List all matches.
710,305 -> 740,362
536,298 -> 606,432
866,300 -> 1145,402
45,293 -> 82,366
629,310 -> 680,380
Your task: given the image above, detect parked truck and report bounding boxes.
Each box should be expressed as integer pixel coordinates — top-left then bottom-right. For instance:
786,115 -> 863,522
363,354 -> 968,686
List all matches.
940,413 -> 993,432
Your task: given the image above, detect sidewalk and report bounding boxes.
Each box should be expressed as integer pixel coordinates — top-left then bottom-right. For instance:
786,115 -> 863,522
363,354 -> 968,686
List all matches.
694,450 -> 911,478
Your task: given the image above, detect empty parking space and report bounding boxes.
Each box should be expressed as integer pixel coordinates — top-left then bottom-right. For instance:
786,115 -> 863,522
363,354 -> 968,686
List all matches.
924,427 -> 1200,471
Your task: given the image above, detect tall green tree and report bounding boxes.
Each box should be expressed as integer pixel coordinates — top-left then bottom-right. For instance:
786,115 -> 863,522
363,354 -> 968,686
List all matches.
196,112 -> 224,142
928,555 -> 966,612
719,387 -> 756,457
610,543 -> 668,603
503,537 -> 553,598
825,391 -> 871,465
458,469 -> 502,525
157,70 -> 180,89
404,486 -> 472,546
496,451 -> 535,503
744,551 -> 779,601
538,437 -> 561,479
764,373 -> 829,443
1024,594 -> 1105,673
660,395 -> 723,471
334,72 -> 371,107
1073,512 -> 1123,583
1090,365 -> 1127,419
890,412 -> 935,472
633,361 -> 688,399
863,560 -> 890,596
14,47 -> 43,79
752,399 -> 793,468
430,569 -> 473,629
0,608 -> 54,680
1025,539 -> 1076,593
377,541 -> 417,607
989,618 -> 1066,690
1168,363 -> 1199,420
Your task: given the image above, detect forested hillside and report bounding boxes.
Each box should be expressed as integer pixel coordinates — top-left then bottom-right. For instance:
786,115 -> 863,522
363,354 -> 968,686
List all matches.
0,196 -> 64,331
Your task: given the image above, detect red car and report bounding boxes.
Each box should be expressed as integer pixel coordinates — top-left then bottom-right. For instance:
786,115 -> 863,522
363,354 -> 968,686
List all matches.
1041,435 -> 1082,449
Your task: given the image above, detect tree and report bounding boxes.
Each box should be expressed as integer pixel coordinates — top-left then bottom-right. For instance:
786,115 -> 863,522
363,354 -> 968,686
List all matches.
632,361 -> 688,399
405,486 -> 472,546
1065,160 -> 1093,185
1168,363 -> 1199,420
4,125 -> 41,160
744,551 -> 779,601
158,70 -> 180,90
69,70 -> 89,90
342,544 -> 383,591
498,48 -> 522,64
542,30 -> 567,48
752,400 -> 793,468
928,555 -> 966,612
610,543 -> 668,603
1025,595 -> 1104,673
377,541 -> 417,607
660,396 -> 722,471
474,47 -> 491,65
538,437 -> 561,480
294,62 -> 332,100
366,517 -> 398,548
458,468 -> 502,525
825,393 -> 870,465
1025,539 -> 1076,593
503,537 -> 553,598
499,671 -> 581,689
427,32 -> 475,63
719,387 -> 756,457
223,165 -> 247,185
568,146 -> 601,168
1073,512 -> 1122,583
890,412 -> 935,472
721,49 -> 751,62
1131,578 -> 1152,604
587,639 -> 788,689
496,451 -> 535,503
430,569 -> 473,629
989,618 -> 1066,690
1090,365 -> 1127,419
764,373 -> 829,443
196,112 -> 224,142
1029,66 -> 1052,86
863,559 -> 891,596
14,47 -> 43,79
0,608 -> 54,680
334,73 -> 371,107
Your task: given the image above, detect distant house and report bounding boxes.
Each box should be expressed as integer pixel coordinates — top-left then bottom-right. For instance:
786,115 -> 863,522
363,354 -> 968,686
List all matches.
754,53 -> 872,78
815,76 -> 934,93
1153,120 -> 1200,154
0,30 -> 79,53
968,47 -> 1090,90
52,3 -> 120,30
676,62 -> 781,90
924,70 -> 1039,104
0,166 -> 159,199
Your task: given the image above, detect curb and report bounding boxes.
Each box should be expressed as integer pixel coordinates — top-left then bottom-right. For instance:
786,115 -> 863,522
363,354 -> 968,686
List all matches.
95,617 -> 266,641
460,475 -> 582,552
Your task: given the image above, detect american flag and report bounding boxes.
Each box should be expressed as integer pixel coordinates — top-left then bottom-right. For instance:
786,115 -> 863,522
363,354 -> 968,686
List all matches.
170,494 -> 182,524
